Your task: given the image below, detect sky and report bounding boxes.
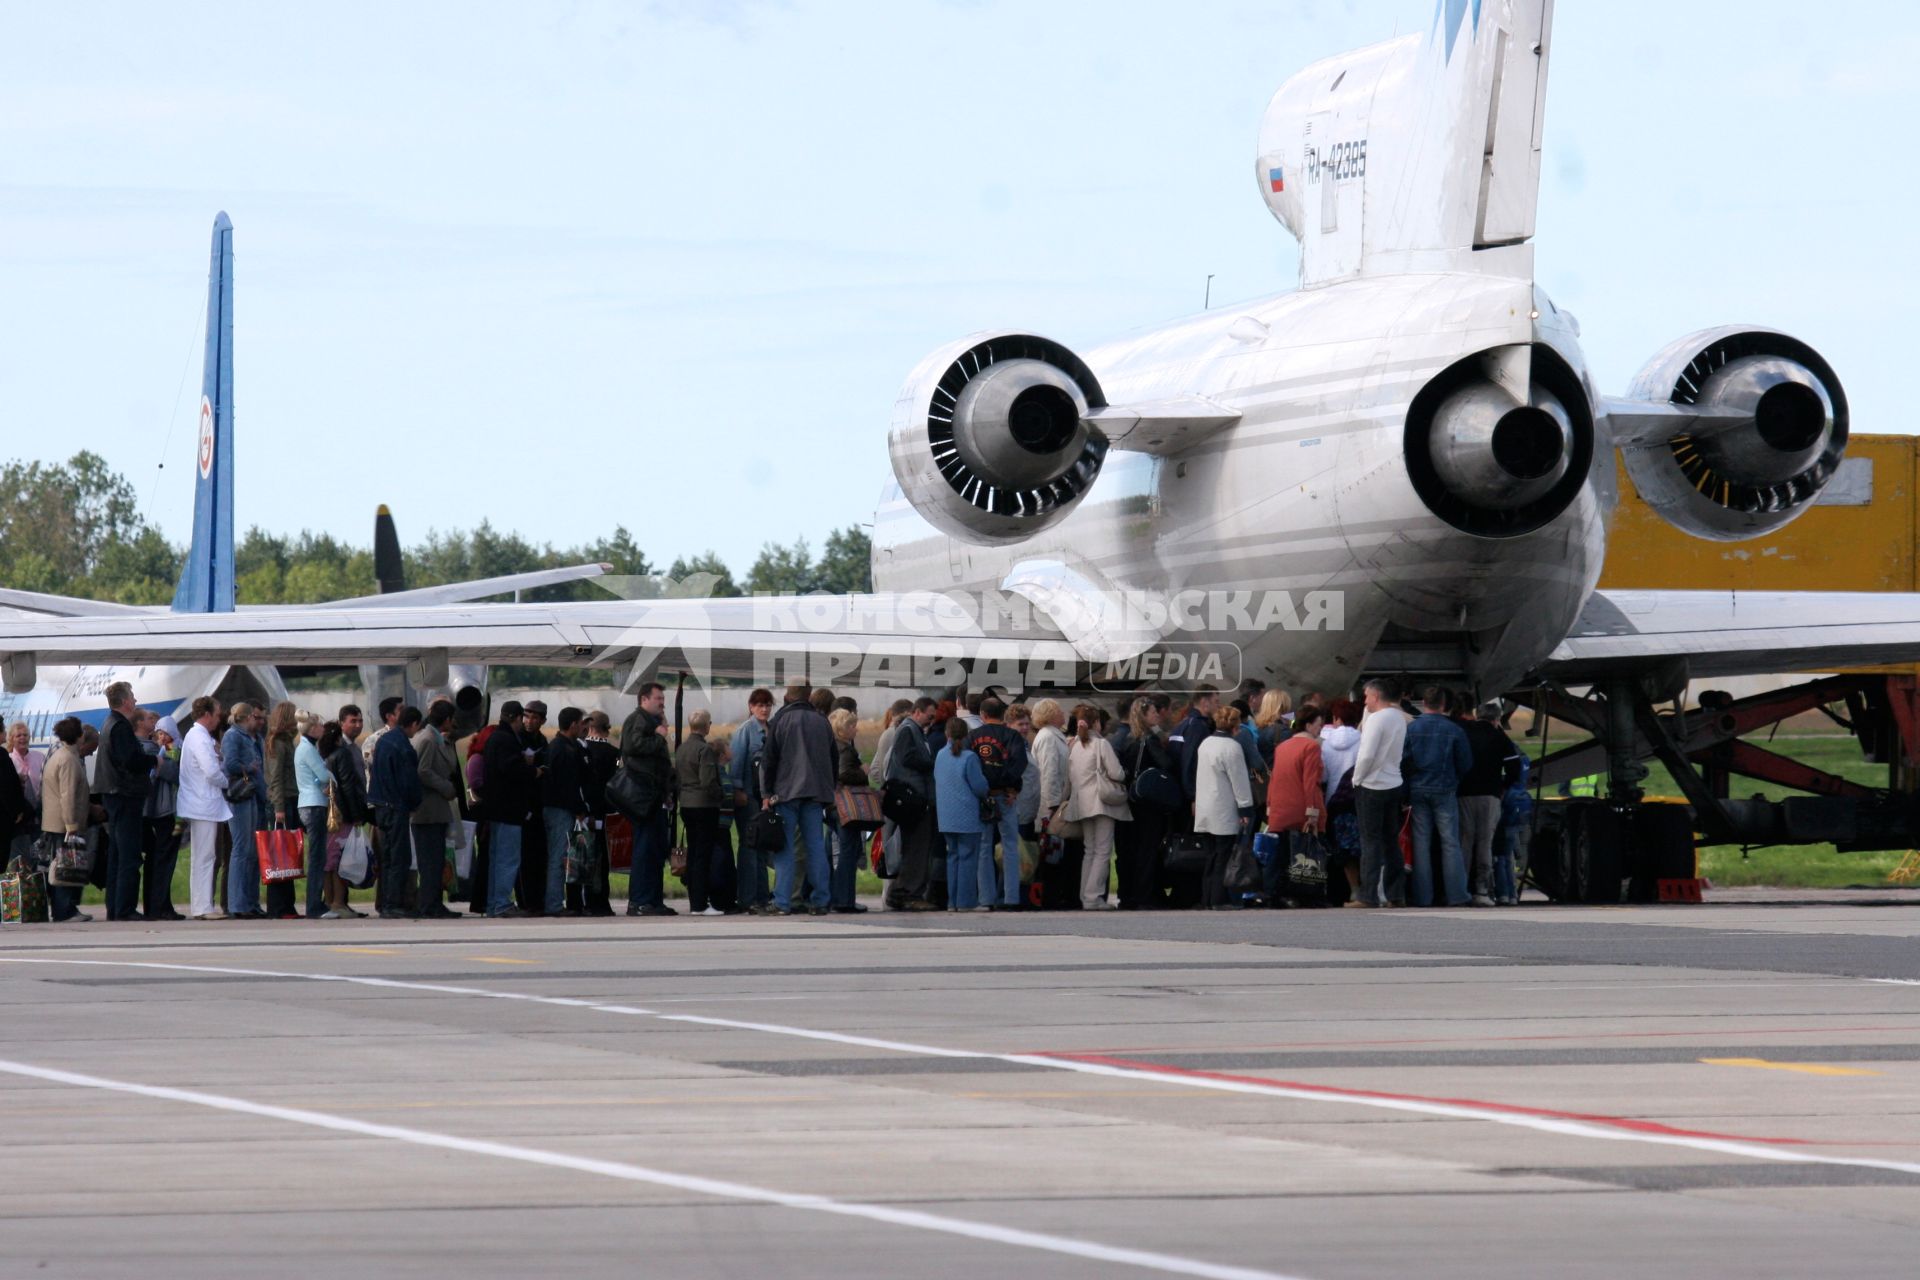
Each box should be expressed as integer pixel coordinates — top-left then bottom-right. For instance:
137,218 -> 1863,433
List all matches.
2,0 -> 1915,575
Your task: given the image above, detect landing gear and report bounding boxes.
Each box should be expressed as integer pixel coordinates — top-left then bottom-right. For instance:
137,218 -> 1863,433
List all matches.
1518,673 -> 1920,903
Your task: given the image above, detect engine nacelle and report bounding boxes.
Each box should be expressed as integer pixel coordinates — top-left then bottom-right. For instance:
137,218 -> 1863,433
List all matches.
889,332 -> 1110,545
1404,344 -> 1597,538
1616,327 -> 1848,541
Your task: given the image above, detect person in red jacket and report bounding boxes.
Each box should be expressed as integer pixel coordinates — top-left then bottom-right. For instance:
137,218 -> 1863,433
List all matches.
1266,707 -> 1327,866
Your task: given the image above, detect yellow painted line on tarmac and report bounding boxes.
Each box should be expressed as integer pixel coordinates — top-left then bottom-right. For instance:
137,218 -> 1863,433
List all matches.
328,947 -> 400,956
1700,1057 -> 1884,1077
469,956 -> 539,965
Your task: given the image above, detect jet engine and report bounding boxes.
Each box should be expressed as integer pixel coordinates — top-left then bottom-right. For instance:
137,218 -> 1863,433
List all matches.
1611,328 -> 1848,541
1403,344 -> 1597,538
888,332 -> 1111,545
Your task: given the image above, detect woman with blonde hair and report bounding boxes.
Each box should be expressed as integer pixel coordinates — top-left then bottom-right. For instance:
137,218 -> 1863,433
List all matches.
1253,690 -> 1294,766
1064,702 -> 1129,909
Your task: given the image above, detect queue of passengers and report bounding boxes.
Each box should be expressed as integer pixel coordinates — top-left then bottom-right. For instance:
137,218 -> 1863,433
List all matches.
0,675 -> 1533,923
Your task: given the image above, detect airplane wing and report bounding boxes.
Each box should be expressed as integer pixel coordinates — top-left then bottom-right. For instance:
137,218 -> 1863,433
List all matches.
0,589 -> 159,618
0,593 -> 1076,693
1538,589 -> 1920,682
310,562 -> 614,609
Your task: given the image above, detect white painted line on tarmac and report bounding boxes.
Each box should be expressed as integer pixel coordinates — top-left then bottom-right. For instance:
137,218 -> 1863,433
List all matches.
6,957 -> 1920,1180
0,1054 -> 1308,1280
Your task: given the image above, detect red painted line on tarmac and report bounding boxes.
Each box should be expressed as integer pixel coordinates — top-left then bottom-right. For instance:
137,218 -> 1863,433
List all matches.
1054,1024 -> 1920,1055
1037,1053 -> 1818,1146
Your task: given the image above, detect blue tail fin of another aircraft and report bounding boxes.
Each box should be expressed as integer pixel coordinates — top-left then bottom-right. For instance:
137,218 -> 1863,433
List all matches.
171,212 -> 237,615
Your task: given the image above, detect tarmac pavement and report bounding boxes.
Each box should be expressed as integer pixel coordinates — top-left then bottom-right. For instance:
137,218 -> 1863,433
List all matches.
0,890 -> 1915,1279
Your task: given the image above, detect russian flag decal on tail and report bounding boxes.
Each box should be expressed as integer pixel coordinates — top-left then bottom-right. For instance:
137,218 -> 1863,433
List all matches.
1269,166 -> 1285,192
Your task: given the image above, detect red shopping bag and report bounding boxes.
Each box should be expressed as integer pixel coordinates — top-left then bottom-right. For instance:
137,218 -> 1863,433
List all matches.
605,814 -> 634,873
256,826 -> 305,883
1398,808 -> 1414,871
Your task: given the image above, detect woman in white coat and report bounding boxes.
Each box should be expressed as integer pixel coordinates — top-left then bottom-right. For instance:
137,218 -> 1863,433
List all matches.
1194,707 -> 1255,909
177,695 -> 233,920
1064,703 -> 1130,910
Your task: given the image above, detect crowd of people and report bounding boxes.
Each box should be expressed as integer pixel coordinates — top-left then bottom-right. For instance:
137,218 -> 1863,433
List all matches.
0,674 -> 1534,923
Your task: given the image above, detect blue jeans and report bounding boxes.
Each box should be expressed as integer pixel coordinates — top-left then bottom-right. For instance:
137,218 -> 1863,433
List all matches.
543,807 -> 575,915
775,800 -> 829,911
487,822 -> 523,916
736,819 -> 769,909
831,822 -> 863,909
1408,790 -> 1468,907
624,807 -> 669,909
988,799 -> 1022,905
946,831 -> 983,910
300,805 -> 328,917
227,797 -> 261,915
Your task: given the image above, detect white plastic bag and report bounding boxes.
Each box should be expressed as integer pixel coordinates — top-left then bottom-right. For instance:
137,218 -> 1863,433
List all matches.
448,821 -> 477,879
338,827 -> 374,888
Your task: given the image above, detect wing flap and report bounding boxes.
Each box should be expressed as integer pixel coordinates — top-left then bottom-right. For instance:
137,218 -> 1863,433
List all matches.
1541,589 -> 1920,681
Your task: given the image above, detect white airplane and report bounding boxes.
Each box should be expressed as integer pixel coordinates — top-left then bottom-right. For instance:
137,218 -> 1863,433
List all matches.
0,214 -> 609,745
0,2 -> 1911,876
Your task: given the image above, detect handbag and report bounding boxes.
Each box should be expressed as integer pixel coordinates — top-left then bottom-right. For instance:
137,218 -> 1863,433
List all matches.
1224,840 -> 1264,896
868,825 -> 894,878
338,826 -> 377,889
1131,764 -> 1184,812
256,824 -> 305,883
668,844 -> 689,880
605,766 -> 655,819
224,770 -> 256,803
835,785 -> 885,831
879,778 -> 926,826
745,806 -> 787,854
978,794 -> 1001,825
46,833 -> 96,888
1162,832 -> 1210,876
563,818 -> 594,885
1398,807 -> 1414,870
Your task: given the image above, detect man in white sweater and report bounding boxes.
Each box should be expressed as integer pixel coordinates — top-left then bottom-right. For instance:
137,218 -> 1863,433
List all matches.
1349,677 -> 1409,908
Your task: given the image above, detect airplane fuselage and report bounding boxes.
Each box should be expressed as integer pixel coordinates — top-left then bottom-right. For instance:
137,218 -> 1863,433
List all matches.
872,265 -> 1614,696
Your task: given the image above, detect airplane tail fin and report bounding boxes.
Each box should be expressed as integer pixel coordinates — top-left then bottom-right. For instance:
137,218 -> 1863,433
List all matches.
170,212 -> 237,614
1257,0 -> 1553,283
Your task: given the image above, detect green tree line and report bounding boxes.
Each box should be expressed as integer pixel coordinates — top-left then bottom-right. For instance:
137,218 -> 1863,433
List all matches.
1,452 -> 873,607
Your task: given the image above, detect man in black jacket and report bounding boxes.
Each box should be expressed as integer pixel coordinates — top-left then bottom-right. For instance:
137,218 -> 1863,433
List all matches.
1458,702 -> 1522,908
760,684 -> 838,915
481,703 -> 536,918
370,706 -> 425,919
95,682 -> 156,921
881,698 -> 938,912
620,683 -> 675,916
1168,685 -> 1219,834
967,696 -> 1027,910
571,710 -> 618,916
541,707 -> 590,917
